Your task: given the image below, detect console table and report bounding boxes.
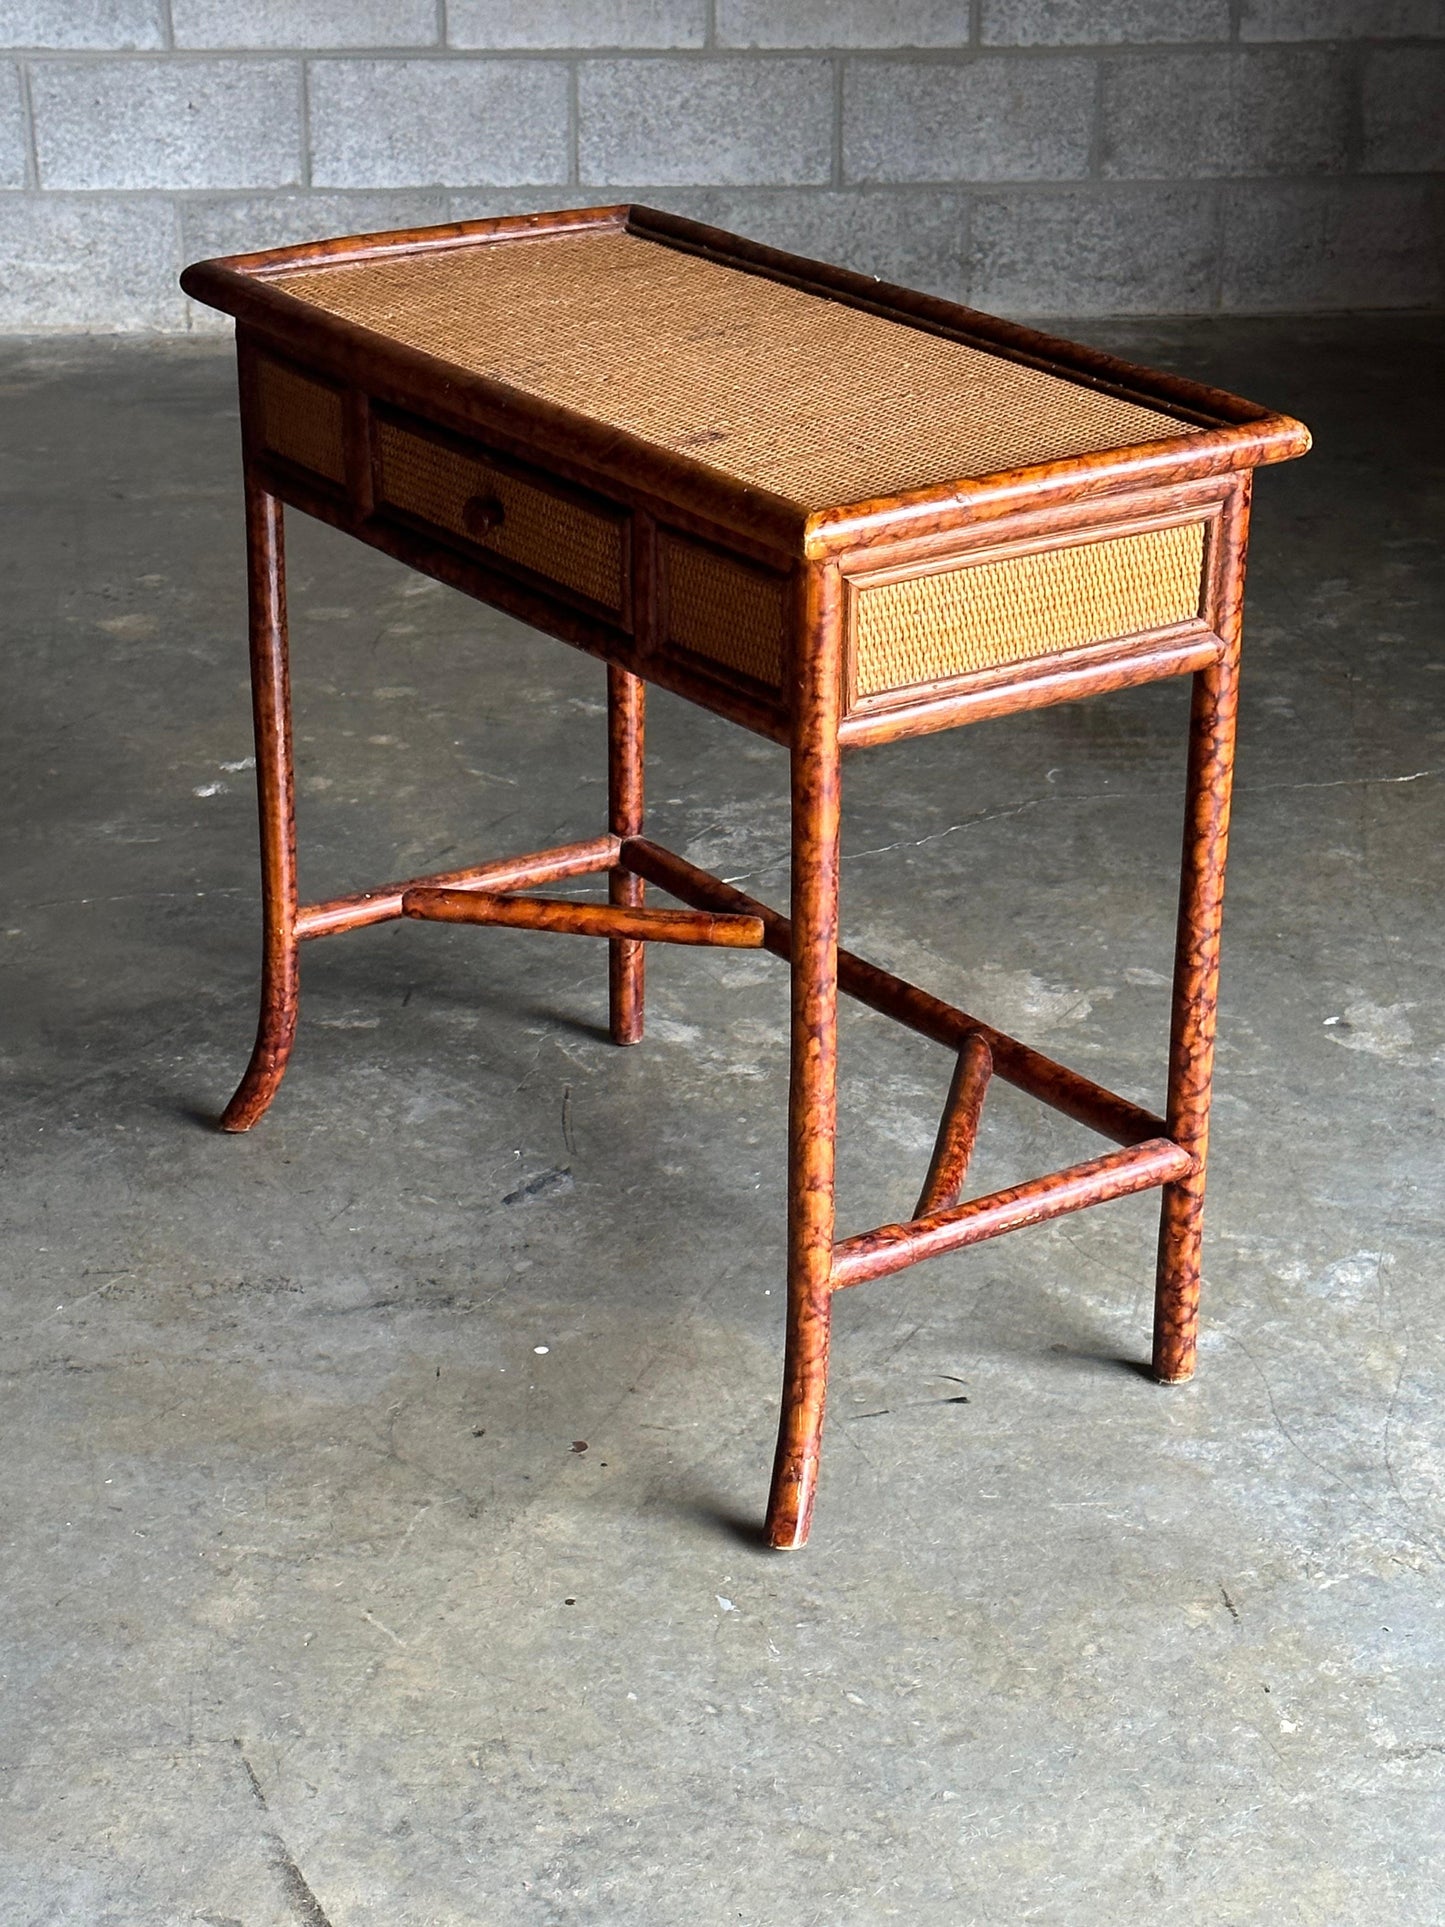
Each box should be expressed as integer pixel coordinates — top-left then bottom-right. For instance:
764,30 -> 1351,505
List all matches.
182,205 -> 1309,1548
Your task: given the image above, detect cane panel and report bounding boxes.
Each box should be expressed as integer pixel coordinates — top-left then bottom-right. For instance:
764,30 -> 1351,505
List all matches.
256,355 -> 346,485
276,228 -> 1198,512
850,519 -> 1208,703
661,534 -> 788,690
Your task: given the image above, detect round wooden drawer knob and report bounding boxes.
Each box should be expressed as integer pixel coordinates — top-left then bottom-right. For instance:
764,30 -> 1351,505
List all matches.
461,494 -> 505,537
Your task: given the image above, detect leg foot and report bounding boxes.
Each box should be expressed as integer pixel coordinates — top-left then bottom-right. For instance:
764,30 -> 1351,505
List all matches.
220,947 -> 299,1132
1153,1179 -> 1203,1381
765,1285 -> 832,1548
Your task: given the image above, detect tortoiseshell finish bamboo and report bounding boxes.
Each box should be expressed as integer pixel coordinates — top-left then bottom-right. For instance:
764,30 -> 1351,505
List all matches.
296,834 -> 620,939
220,481 -> 298,1133
185,207 -> 1309,1547
608,664 -> 646,1044
1152,481 -> 1249,1383
618,836 -> 1168,1148
833,1139 -> 1196,1291
914,1032 -> 994,1219
402,888 -> 762,947
766,562 -> 844,1552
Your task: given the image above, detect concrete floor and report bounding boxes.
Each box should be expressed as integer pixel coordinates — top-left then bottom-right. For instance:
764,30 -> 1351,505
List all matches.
1,315 -> 1442,1925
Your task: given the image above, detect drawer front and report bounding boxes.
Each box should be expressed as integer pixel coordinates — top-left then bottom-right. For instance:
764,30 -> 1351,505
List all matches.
374,415 -> 628,616
256,355 -> 346,486
660,532 -> 788,690
850,519 -> 1207,704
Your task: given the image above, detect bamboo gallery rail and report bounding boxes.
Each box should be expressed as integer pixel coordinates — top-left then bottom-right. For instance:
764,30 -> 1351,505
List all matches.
183,203 -> 1310,1548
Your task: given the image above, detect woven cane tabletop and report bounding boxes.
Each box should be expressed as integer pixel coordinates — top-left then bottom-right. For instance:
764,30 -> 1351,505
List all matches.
273,228 -> 1197,514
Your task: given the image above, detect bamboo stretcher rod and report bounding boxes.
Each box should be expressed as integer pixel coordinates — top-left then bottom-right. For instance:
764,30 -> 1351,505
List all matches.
619,838 -> 1168,1147
295,834 -> 621,939
914,1031 -> 993,1219
402,888 -> 765,947
832,1138 -> 1196,1292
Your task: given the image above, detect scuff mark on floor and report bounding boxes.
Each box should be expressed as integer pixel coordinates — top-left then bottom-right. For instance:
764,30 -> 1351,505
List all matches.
503,1165 -> 573,1205
235,1743 -> 335,1927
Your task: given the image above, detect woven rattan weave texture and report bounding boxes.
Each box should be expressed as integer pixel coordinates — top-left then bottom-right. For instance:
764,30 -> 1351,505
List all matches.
661,534 -> 788,688
276,230 -> 1197,512
374,416 -> 626,611
851,519 -> 1207,700
258,356 -> 345,484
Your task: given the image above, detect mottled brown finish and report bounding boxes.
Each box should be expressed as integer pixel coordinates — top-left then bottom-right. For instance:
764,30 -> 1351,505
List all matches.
184,208 -> 1308,1547
607,665 -> 646,1045
618,837 -> 1170,1149
915,1032 -> 994,1220
295,835 -> 620,941
402,888 -> 763,948
766,562 -> 844,1552
833,1140 -> 1197,1293
219,481 -> 297,1134
1152,481 -> 1250,1384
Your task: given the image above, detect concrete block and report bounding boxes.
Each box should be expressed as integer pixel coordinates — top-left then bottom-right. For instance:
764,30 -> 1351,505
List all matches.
982,1 -> 1230,43
580,185 -> 969,295
1240,0 -> 1445,38
182,189 -> 452,263
171,0 -> 439,49
180,189 -> 451,332
0,194 -> 183,328
309,58 -> 569,188
689,186 -> 968,297
715,0 -> 973,47
970,185 -> 1216,315
578,58 -> 832,185
449,1 -> 706,48
1102,49 -> 1352,177
445,187 -> 625,226
448,186 -> 966,298
1363,48 -> 1445,171
0,1 -> 164,49
0,62 -> 26,187
32,58 -> 302,189
843,56 -> 1094,182
1221,178 -> 1445,308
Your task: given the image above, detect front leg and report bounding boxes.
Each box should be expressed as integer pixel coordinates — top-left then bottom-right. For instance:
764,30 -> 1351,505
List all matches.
766,565 -> 843,1550
1152,482 -> 1249,1378
221,478 -> 299,1131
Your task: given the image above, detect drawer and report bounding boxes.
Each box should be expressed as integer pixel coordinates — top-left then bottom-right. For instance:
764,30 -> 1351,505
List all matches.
373,412 -> 629,618
659,531 -> 789,691
847,518 -> 1208,707
255,353 -> 347,487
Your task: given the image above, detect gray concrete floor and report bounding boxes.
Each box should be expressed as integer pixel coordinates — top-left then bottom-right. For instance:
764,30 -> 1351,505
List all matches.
1,315 -> 1442,1926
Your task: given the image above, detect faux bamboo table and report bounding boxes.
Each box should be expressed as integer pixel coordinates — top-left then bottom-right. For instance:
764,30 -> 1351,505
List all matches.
182,205 -> 1309,1548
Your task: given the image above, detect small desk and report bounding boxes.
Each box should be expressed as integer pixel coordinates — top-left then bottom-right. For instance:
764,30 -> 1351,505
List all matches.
182,205 -> 1309,1548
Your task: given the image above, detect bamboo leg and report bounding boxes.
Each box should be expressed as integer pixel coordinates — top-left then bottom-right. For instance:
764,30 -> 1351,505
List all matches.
608,664 -> 646,1045
1152,501 -> 1247,1379
220,479 -> 299,1132
766,566 -> 843,1550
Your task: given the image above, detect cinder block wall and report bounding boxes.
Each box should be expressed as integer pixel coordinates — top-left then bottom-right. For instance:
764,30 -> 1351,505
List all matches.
1,1 -> 1441,330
